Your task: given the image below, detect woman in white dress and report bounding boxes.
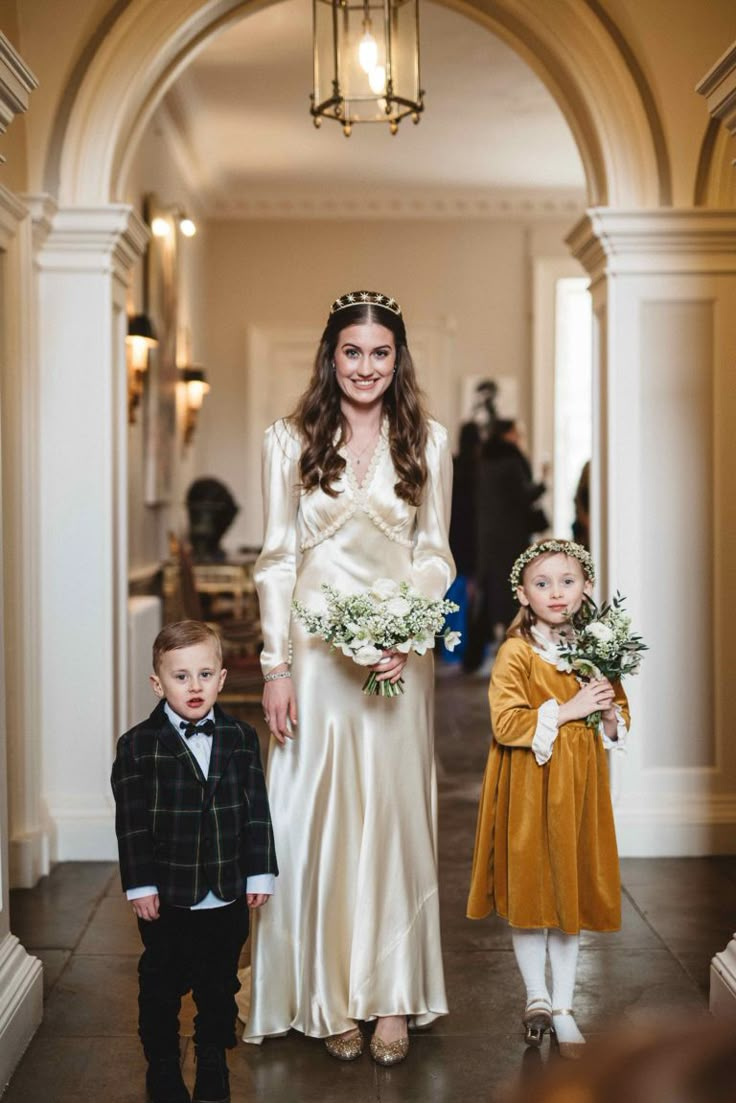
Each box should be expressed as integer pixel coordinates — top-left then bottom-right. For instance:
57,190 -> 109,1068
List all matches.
245,290 -> 455,1065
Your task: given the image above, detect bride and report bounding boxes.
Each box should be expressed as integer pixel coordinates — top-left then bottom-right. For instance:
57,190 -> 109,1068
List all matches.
245,290 -> 455,1065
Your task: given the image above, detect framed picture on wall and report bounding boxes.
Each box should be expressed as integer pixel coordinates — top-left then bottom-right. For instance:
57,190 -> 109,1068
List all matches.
143,194 -> 178,506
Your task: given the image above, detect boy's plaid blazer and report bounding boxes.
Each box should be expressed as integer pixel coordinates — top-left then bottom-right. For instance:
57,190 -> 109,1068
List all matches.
111,700 -> 278,907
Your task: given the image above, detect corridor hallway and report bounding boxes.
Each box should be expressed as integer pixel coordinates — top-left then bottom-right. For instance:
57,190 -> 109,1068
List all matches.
6,666 -> 734,1102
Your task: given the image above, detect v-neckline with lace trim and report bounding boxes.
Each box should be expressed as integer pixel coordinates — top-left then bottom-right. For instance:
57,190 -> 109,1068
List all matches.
342,421 -> 389,495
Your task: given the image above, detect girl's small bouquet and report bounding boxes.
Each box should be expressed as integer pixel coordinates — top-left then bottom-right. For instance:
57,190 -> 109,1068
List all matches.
292,579 -> 460,697
556,592 -> 647,728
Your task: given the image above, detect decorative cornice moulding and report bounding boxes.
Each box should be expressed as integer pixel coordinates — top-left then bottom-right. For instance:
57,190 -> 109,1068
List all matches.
567,207 -> 736,280
39,205 -> 150,275
208,189 -> 586,222
0,32 -> 38,152
696,42 -> 736,136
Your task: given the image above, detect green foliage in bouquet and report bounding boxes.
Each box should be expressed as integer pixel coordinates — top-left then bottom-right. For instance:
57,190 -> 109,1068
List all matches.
556,592 -> 647,727
293,579 -> 460,698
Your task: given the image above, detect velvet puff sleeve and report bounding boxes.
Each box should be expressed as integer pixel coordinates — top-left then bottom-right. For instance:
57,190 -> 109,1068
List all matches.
489,637 -> 549,750
253,420 -> 301,674
411,421 -> 456,600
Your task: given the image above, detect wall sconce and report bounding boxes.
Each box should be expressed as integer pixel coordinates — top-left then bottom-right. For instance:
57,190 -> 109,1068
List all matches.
126,312 -> 158,424
180,366 -> 210,448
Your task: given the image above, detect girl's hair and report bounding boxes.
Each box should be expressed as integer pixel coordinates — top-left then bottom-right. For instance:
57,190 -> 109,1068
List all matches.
291,301 -> 429,506
506,543 -> 591,643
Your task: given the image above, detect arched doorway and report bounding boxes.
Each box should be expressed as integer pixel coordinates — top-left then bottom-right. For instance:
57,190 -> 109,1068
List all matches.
28,0 -> 736,872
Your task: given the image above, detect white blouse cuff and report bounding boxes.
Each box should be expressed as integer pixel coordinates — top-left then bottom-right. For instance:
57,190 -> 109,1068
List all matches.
532,698 -> 560,765
600,704 -> 628,751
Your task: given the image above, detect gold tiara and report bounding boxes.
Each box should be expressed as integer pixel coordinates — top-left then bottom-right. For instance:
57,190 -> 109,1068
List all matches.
330,291 -> 402,316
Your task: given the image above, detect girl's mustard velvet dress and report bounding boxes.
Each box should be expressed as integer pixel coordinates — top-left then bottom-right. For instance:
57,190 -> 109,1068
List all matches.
467,634 -> 630,934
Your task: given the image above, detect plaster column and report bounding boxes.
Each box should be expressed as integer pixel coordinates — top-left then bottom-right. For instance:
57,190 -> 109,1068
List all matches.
0,181 -> 44,1097
36,206 -> 147,860
568,208 -> 736,857
0,35 -> 44,1090
697,42 -> 736,1023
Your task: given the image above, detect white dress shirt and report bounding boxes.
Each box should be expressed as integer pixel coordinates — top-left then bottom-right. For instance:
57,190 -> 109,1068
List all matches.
126,703 -> 275,907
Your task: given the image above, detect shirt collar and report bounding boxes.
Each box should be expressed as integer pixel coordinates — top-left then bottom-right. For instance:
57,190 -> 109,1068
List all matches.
164,701 -> 215,735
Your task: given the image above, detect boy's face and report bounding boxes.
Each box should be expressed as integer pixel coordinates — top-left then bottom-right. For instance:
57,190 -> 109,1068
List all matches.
150,640 -> 227,721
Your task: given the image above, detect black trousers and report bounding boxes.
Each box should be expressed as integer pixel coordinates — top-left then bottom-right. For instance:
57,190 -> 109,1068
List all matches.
137,897 -> 249,1059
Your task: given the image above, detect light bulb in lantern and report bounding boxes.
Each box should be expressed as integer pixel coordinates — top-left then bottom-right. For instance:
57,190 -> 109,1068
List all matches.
368,64 -> 386,95
359,27 -> 378,74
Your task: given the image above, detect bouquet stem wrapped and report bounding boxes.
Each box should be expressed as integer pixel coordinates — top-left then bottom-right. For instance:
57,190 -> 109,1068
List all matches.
293,579 -> 460,697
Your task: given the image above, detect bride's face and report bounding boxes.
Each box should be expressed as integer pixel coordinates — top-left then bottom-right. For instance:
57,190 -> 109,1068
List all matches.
333,322 -> 396,408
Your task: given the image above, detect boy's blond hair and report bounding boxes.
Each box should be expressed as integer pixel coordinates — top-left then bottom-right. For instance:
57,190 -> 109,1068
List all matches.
152,620 -> 222,674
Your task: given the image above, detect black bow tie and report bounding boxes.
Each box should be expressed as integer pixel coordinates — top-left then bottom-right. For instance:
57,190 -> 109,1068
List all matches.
181,719 -> 215,739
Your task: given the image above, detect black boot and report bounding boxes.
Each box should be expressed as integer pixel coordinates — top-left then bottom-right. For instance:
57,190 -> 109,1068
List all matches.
146,1055 -> 191,1103
193,1044 -> 230,1103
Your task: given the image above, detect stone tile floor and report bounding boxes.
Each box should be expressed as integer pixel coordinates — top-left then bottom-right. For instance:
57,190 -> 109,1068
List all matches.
5,664 -> 735,1101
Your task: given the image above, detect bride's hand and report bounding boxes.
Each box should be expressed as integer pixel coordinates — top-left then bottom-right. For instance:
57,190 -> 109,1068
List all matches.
262,666 -> 297,744
371,650 -> 408,684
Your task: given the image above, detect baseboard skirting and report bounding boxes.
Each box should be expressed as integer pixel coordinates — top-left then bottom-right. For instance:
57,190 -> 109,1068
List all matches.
47,806 -> 117,862
615,795 -> 736,856
710,938 -> 736,1019
0,933 -> 43,1091
9,827 -> 51,889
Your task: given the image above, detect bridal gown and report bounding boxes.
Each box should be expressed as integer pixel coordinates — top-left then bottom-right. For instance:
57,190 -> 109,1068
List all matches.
244,416 -> 455,1041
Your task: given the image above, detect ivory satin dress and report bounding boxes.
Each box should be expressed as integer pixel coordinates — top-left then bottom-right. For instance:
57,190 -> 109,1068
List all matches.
244,417 -> 455,1042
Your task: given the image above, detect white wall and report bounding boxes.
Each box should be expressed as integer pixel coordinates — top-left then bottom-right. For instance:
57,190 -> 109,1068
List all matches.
198,215 -> 575,550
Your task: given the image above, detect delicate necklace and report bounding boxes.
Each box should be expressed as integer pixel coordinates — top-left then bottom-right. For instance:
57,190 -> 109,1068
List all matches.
346,428 -> 380,467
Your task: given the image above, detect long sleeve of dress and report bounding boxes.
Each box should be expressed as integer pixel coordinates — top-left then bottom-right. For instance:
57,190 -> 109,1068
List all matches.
254,421 -> 301,674
412,422 -> 456,600
489,637 -> 544,748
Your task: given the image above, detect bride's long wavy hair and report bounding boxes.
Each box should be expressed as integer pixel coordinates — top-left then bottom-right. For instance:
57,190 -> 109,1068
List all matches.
291,301 -> 429,506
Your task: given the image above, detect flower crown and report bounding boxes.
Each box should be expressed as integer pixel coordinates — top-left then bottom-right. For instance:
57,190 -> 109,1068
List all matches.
509,540 -> 596,596
330,290 -> 401,316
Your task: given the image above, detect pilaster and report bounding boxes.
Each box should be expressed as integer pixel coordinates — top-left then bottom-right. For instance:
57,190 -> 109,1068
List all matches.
36,204 -> 147,859
568,207 -> 736,857
0,182 -> 43,1090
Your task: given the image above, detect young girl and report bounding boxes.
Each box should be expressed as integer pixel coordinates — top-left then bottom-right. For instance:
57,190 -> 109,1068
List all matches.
466,539 -> 629,1058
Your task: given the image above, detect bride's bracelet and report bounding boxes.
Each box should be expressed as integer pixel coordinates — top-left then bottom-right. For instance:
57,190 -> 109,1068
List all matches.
264,669 -> 292,682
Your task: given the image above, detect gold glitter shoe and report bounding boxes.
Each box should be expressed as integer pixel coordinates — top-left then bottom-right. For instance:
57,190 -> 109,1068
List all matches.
324,1028 -> 364,1061
369,1032 -> 409,1066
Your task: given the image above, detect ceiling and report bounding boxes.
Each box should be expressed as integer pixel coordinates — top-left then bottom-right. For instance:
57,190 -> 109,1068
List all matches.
158,0 -> 586,218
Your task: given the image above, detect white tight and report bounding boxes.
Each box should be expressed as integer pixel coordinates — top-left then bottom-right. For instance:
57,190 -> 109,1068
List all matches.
511,928 -> 584,1043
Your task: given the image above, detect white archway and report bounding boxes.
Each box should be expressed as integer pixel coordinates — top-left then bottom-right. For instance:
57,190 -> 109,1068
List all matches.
53,0 -> 666,208
25,0 -> 736,873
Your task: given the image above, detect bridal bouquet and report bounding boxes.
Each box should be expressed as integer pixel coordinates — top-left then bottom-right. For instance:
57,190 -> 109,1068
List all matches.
292,579 -> 460,698
555,592 -> 647,728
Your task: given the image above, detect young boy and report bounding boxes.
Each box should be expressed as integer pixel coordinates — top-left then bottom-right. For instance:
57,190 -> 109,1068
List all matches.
111,620 -> 277,1103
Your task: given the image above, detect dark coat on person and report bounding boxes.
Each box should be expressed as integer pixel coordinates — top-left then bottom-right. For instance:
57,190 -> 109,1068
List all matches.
475,437 -> 547,625
111,700 -> 277,908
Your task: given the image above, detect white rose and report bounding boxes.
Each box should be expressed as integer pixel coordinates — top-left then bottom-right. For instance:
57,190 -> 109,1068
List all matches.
444,630 -> 461,652
371,578 -> 399,600
585,621 -> 614,642
386,596 -> 411,617
352,643 -> 385,666
412,636 -> 436,656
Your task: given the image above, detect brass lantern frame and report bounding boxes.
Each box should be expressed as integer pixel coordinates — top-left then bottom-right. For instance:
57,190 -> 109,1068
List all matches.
311,0 -> 424,136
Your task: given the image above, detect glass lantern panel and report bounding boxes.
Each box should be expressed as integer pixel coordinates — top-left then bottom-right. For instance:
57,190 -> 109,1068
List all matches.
389,0 -> 420,105
313,0 -> 337,109
340,0 -> 386,121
